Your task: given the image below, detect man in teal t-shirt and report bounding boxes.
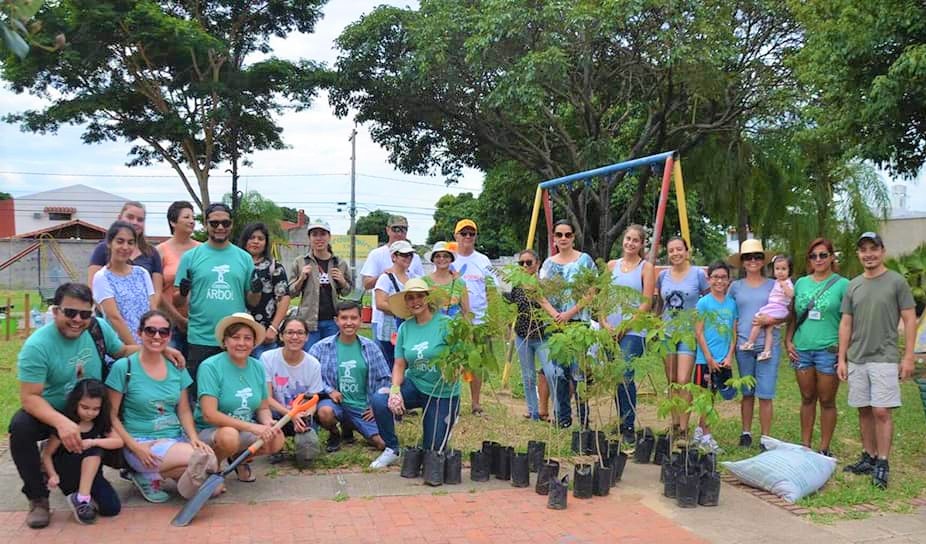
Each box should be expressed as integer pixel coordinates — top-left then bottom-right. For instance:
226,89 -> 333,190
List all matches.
174,203 -> 259,393
11,283 -> 134,528
310,301 -> 396,468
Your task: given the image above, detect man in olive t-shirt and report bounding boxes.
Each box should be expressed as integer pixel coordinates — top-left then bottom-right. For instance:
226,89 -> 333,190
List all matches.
837,232 -> 916,489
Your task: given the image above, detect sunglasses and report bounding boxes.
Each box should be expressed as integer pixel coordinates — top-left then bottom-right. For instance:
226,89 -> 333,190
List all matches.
59,307 -> 93,320
553,231 -> 574,239
518,260 -> 535,267
742,252 -> 764,262
142,326 -> 172,338
394,252 -> 414,259
208,220 -> 232,229
458,230 -> 476,238
809,252 -> 830,261
390,226 -> 408,233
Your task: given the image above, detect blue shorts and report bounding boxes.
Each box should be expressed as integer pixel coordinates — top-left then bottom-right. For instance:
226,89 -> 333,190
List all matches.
665,340 -> 695,357
793,349 -> 837,375
317,399 -> 380,439
736,347 -> 780,400
123,437 -> 188,478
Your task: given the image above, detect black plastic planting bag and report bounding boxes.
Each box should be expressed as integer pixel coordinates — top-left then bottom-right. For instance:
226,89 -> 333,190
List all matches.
663,462 -> 678,498
573,463 -> 593,499
676,472 -> 700,508
699,471 -> 721,506
535,460 -> 560,495
527,440 -> 546,473
653,434 -> 670,465
511,452 -> 530,487
608,451 -> 628,486
593,464 -> 611,496
634,428 -> 655,464
422,450 -> 445,486
547,475 -> 568,510
495,446 -> 513,480
470,450 -> 491,482
400,447 -> 424,478
443,449 -> 462,485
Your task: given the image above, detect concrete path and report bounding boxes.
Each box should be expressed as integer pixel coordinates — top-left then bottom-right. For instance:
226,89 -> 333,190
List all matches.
1,452 -> 925,543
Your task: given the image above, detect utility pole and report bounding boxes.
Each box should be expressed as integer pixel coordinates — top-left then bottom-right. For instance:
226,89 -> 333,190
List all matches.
349,126 -> 358,288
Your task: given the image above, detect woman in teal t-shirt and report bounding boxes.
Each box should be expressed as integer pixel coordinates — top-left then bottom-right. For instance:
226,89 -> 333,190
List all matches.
385,278 -> 460,451
107,310 -> 217,503
784,238 -> 849,457
195,312 -> 283,483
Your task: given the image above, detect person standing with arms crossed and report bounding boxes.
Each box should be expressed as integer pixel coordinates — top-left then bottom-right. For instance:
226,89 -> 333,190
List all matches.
838,232 -> 916,489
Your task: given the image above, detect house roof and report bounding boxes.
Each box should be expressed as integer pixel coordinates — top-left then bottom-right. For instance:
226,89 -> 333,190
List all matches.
18,183 -> 128,203
44,206 -> 77,214
10,219 -> 108,240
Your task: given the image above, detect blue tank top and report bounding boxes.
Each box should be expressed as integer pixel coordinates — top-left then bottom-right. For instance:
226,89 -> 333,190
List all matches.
606,258 -> 646,337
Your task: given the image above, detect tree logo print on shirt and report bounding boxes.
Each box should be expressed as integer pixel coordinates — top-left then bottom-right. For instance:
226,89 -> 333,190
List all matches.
208,264 -> 235,301
150,400 -> 179,431
665,290 -> 685,312
68,348 -> 93,382
340,360 -> 359,393
232,387 -> 254,420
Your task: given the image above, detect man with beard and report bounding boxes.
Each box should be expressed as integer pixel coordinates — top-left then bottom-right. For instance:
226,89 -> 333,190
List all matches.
838,232 -> 916,489
174,203 -> 260,394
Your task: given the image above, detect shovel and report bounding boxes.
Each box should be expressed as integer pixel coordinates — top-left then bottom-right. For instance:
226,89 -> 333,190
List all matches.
171,392 -> 321,527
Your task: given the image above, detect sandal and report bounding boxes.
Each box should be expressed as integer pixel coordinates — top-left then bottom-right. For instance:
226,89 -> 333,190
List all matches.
471,407 -> 485,416
234,462 -> 257,483
739,342 -> 754,351
757,351 -> 771,361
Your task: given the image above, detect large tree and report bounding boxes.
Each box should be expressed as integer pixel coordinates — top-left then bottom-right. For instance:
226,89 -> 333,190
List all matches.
792,0 -> 926,178
329,0 -> 800,258
2,0 -> 326,210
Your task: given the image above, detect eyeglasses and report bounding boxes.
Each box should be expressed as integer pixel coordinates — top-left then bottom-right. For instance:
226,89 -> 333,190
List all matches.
742,253 -> 764,262
142,326 -> 171,338
553,231 -> 574,239
390,226 -> 408,233
432,253 -> 452,260
283,330 -> 307,337
518,260 -> 535,267
709,275 -> 730,281
809,252 -> 830,261
458,230 -> 476,238
207,220 -> 232,229
59,307 -> 93,320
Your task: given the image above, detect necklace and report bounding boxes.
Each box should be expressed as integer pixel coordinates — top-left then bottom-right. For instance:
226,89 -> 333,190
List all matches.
621,258 -> 641,273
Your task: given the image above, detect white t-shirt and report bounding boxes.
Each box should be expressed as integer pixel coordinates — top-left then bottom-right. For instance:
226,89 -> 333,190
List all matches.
260,347 -> 324,408
360,243 -> 424,323
452,251 -> 496,324
372,271 -> 421,327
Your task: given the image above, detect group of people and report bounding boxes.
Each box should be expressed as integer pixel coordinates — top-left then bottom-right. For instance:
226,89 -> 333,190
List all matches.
9,197 -> 917,530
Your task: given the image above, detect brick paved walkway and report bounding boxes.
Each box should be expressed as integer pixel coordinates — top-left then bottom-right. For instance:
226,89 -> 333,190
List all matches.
1,488 -> 705,544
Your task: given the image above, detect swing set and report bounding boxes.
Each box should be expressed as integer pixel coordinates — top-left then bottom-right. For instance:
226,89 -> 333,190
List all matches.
525,150 -> 691,260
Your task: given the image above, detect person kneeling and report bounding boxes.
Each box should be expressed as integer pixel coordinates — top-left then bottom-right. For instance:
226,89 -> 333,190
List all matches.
195,313 -> 283,483
310,301 -> 398,468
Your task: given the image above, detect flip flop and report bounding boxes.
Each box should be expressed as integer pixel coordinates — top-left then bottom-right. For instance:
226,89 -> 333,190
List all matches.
234,462 -> 256,483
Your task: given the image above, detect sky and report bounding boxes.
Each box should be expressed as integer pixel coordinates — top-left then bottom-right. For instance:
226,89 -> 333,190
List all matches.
2,2 -> 924,243
0,2 -> 484,243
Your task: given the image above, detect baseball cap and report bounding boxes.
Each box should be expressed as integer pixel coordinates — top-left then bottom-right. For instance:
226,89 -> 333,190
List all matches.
388,215 -> 409,227
856,232 -> 884,248
389,240 -> 415,254
454,219 -> 478,234
306,219 -> 331,234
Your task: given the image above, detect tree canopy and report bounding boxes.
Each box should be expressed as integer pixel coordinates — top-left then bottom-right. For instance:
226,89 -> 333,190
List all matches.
352,209 -> 391,244
2,0 -> 326,210
329,0 -> 800,258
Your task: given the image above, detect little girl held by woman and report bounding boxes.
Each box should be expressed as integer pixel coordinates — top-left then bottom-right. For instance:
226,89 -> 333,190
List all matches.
741,255 -> 793,361
41,379 -> 124,525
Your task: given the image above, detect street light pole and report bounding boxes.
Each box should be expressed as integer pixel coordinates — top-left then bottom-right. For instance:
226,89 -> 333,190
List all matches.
349,126 -> 358,288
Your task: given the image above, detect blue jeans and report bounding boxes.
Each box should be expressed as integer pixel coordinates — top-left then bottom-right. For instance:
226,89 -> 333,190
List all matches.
378,340 -> 396,370
736,344 -> 781,399
515,336 -> 548,419
392,380 -> 460,451
251,339 -> 278,360
304,319 -> 339,352
370,393 -> 399,451
543,360 -> 586,428
169,325 -> 188,359
615,334 -> 644,433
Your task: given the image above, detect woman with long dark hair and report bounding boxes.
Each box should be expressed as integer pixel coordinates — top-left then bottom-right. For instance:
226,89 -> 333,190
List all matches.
238,222 -> 290,359
89,201 -> 162,307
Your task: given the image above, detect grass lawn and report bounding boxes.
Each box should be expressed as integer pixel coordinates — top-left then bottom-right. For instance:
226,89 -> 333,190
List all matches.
1,312 -> 924,518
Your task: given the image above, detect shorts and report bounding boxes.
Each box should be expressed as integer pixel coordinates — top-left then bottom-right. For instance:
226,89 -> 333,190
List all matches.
736,347 -> 780,400
665,340 -> 695,357
198,427 -> 259,452
123,437 -> 187,478
793,349 -> 837,375
317,399 -> 380,439
693,365 -> 736,400
847,362 -> 901,408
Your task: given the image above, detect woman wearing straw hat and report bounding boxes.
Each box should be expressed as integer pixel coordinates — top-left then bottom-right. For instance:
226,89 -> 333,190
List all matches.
194,312 -> 284,482
385,278 -> 460,451
728,239 -> 786,449
423,241 -> 471,318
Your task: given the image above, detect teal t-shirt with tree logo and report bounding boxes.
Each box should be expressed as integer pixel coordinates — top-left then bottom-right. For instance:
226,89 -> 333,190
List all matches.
105,352 -> 193,439
336,339 -> 368,410
395,313 -> 459,398
194,352 -> 267,429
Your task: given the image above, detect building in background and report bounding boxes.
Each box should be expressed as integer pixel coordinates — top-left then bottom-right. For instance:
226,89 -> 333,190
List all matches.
882,184 -> 926,256
4,184 -> 128,237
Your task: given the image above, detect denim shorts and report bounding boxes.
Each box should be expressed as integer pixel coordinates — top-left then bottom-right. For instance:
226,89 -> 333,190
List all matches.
665,339 -> 695,357
736,347 -> 780,400
317,399 -> 380,439
123,437 -> 188,477
793,349 -> 837,375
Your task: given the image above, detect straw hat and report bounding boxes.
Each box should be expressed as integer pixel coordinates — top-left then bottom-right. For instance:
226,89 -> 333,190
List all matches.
215,312 -> 266,346
727,239 -> 770,268
425,241 -> 455,263
387,278 -> 432,319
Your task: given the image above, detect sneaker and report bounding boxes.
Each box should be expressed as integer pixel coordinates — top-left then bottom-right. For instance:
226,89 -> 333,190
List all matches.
341,429 -> 357,445
621,428 -> 635,446
692,427 -> 705,444
843,451 -> 876,475
369,448 -> 400,469
26,497 -> 50,529
699,435 -> 724,454
130,472 -> 169,503
738,433 -> 753,448
759,443 -> 768,453
66,493 -> 97,525
872,458 -> 889,489
325,432 -> 342,453
268,452 -> 286,464
818,449 -> 833,458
